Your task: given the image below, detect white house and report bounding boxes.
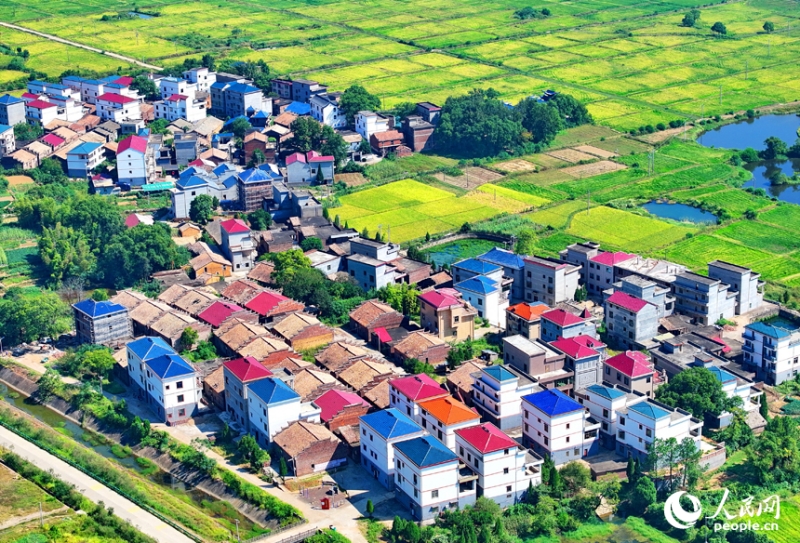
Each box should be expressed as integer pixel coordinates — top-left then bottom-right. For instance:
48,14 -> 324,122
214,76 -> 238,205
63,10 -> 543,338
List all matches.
223,356 -> 273,429
66,142 -> 104,178
575,384 -> 634,450
0,124 -> 15,157
183,67 -> 217,93
159,76 -> 197,101
393,435 -> 477,521
126,337 -> 200,424
743,319 -> 800,385
455,423 -> 543,507
471,365 -> 538,431
24,99 -> 59,126
247,377 -> 302,445
96,93 -> 141,123
347,254 -> 398,292
360,408 -> 426,489
116,135 -> 153,187
389,373 -> 449,424
286,151 -> 335,184
615,399 -> 702,461
310,94 -> 346,128
707,366 -> 762,426
521,388 -> 600,465
154,93 -> 207,123
355,111 -> 390,142
454,275 -> 508,328
418,396 -> 481,451
220,218 -> 256,272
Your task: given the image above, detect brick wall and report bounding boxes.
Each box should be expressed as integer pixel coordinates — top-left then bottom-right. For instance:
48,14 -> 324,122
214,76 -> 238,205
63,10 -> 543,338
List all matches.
327,403 -> 371,432
290,325 -> 334,351
289,438 -> 349,477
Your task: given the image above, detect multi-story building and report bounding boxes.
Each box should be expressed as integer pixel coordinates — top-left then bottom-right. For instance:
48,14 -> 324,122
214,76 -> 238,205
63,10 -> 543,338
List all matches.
347,254 -> 397,292
454,275 -> 508,328
743,317 -> 800,385
521,388 -> 600,465
96,93 -> 141,123
505,302 -> 551,340
210,81 -> 270,118
72,298 -> 132,345
66,142 -> 104,178
158,76 -> 197,100
418,289 -> 477,342
310,93 -> 346,128
355,111 -> 391,142
585,251 -> 637,299
540,308 -> 596,342
455,423 -> 543,507
126,337 -> 200,424
360,408 -> 426,489
416,102 -> 441,124
549,336 -> 604,390
401,115 -> 435,152
393,435 -> 477,520
575,384 -> 634,450
503,335 -> 572,391
615,399 -> 702,461
220,219 -> 256,272
289,79 -> 328,103
707,261 -> 763,315
0,94 -> 25,126
477,248 -> 525,303
522,256 -> 580,306
559,241 -> 600,286
614,256 -> 686,291
350,237 -> 401,262
603,351 -> 659,397
24,99 -> 60,126
707,366 -> 762,427
0,125 -> 15,157
237,167 -> 277,212
611,276 -> 673,316
673,272 -> 737,326
183,67 -> 217,93
418,396 -> 481,451
452,258 -> 503,284
285,151 -> 335,185
604,290 -> 659,349
471,365 -> 538,430
223,356 -> 273,429
170,165 -> 240,219
389,373 -> 449,424
154,93 -> 207,123
247,377 -> 302,445
61,76 -> 105,104
116,135 -> 154,187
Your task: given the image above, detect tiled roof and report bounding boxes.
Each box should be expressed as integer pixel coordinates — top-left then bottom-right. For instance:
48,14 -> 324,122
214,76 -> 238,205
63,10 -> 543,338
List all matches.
607,291 -> 649,313
307,150 -> 334,163
274,421 -> 337,458
605,351 -> 653,377
0,94 -> 22,105
456,423 -> 517,454
549,337 -> 599,360
363,380 -> 391,409
507,302 -> 550,321
248,377 -> 300,406
349,300 -> 398,327
72,299 -> 126,318
394,435 -> 457,468
118,135 -> 148,154
541,309 -> 584,327
522,388 -> 583,416
41,133 -> 65,147
313,389 -> 369,422
586,384 -> 626,400
628,401 -> 671,420
393,331 -> 446,359
197,300 -> 243,327
337,358 -> 393,391
454,258 -> 500,275
418,289 -> 461,310
286,152 -> 306,165
68,142 -> 102,154
418,396 -> 479,426
591,251 -> 637,266
146,353 -> 195,379
390,373 -> 445,401
360,408 -> 422,440
478,248 -> 525,269
224,356 -> 272,383
220,218 -> 250,234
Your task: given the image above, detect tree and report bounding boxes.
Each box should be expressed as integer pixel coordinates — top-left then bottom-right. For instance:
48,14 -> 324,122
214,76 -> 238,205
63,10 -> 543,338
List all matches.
130,76 -> 159,101
339,85 -> 381,126
248,209 -> 272,230
189,194 -> 215,225
447,338 -> 474,369
37,368 -> 63,403
746,415 -> 800,484
559,462 -> 590,497
180,327 -> 199,350
300,236 -> 323,251
711,21 -> 727,36
91,289 -> 108,301
230,117 -> 251,139
547,461 -> 562,495
628,476 -> 656,515
266,248 -> 312,283
81,348 -> 116,384
0,290 -> 71,345
740,147 -> 759,162
249,148 -> 266,167
759,136 -> 789,160
358,138 -> 372,155
548,94 -> 593,128
718,407 -> 754,452
238,434 -> 270,472
279,456 -> 289,477
656,366 -> 738,418
517,98 -> 563,144
319,125 -> 349,167
201,53 -> 216,70
366,499 -> 374,517
626,457 -> 638,482
38,223 -> 96,285
682,10 -> 700,27
763,21 -> 775,33
14,122 -> 43,142
515,228 -> 536,255
290,117 -> 323,152
377,282 -> 420,315
759,392 -> 770,422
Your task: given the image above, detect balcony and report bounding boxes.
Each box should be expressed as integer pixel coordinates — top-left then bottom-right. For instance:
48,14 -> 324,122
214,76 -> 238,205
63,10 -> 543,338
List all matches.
458,464 -> 479,484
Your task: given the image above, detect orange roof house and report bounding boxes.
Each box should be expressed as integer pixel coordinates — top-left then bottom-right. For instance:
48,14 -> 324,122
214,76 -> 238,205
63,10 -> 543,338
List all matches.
418,396 -> 481,450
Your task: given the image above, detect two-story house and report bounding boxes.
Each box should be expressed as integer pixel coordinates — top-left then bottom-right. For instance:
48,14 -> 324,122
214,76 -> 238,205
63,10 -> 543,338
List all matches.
418,396 -> 481,451
615,399 -> 702,461
540,309 -> 596,343
477,248 -> 525,303
503,335 -> 572,391
575,384 -> 634,450
471,365 -> 539,431
418,289 -> 477,342
603,351 -> 659,397
360,408 -> 426,489
223,356 -> 273,429
389,373 -> 449,424
247,377 -> 302,445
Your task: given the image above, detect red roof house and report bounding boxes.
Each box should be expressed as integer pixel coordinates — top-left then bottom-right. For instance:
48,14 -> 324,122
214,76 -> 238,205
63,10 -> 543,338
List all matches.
244,290 -> 305,321
97,93 -> 135,104
549,337 -> 599,360
41,133 -> 65,149
606,291 -> 649,313
541,309 -> 584,327
26,99 -> 57,110
197,300 -> 244,327
286,152 -> 306,165
114,76 -> 134,86
312,389 -> 370,431
118,134 -> 148,155
390,374 -> 447,402
455,422 -> 517,454
220,218 -> 250,234
307,150 -> 334,163
418,290 -> 461,309
224,356 -> 273,383
590,251 -> 637,266
166,94 -> 189,102
605,351 -> 654,378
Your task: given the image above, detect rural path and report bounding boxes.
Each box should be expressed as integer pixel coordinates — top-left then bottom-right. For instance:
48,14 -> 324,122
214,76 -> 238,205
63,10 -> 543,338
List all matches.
0,506 -> 70,531
0,425 -> 193,543
0,22 -> 162,71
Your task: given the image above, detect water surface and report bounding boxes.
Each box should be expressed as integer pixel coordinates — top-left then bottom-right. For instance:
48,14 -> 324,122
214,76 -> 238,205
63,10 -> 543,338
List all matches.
643,201 -> 718,224
697,114 -> 800,150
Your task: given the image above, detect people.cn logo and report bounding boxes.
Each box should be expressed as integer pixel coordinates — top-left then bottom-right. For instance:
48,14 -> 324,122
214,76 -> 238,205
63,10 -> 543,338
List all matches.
664,491 -> 704,529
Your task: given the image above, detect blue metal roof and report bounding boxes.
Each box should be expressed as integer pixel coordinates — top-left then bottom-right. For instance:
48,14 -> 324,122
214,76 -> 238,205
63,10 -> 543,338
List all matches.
586,384 -> 625,401
227,82 -> 260,95
483,365 -> 516,383
248,378 -> 300,405
212,132 -> 235,143
708,366 -> 736,384
746,320 -> 796,339
394,435 -> 457,468
82,79 -> 104,86
238,168 -> 274,184
69,142 -> 102,155
285,102 -> 311,115
210,81 -> 228,90
101,76 -> 121,83
179,166 -> 204,180
251,110 -> 269,119
479,248 -> 525,270
453,258 -> 500,275
360,408 -> 422,440
62,75 -> 84,82
628,401 -> 671,420
455,276 -> 498,295
127,337 -> 174,362
0,124 -> 11,134
220,175 -> 238,189
146,353 -> 195,379
0,94 -> 22,105
176,175 -> 210,190
522,389 -> 583,416
212,163 -> 234,176
223,116 -> 248,129
72,299 -> 127,318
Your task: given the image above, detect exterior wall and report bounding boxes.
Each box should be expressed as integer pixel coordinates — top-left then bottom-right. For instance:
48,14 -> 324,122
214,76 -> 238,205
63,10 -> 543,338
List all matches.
456,288 -> 507,328
602,365 -> 654,396
67,146 -> 105,178
455,439 -> 540,508
472,373 -> 536,431
506,313 -> 540,340
708,263 -> 763,315
743,328 -> 800,385
326,403 -> 371,432
521,404 -> 598,465
586,259 -> 617,298
222,229 -> 255,271
604,302 -> 658,349
347,258 -> 395,292
248,395 -> 301,445
74,309 -> 132,345
359,421 -> 426,490
288,439 -> 348,477
673,275 -> 736,326
575,389 -> 629,450
0,100 -> 26,126
569,354 -> 603,390
419,414 -> 478,451
117,149 -> 148,186
540,320 -> 594,343
615,405 -> 701,459
393,455 -> 473,521
223,368 -> 251,428
523,260 -> 580,306
420,303 -> 475,342
128,349 -> 199,425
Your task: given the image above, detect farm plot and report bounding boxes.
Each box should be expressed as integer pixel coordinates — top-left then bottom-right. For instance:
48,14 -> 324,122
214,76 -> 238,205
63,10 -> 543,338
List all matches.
715,221 -> 800,255
494,159 -> 537,173
664,235 -> 773,272
435,167 -> 504,189
759,205 -> 800,231
526,200 -> 588,229
673,187 -> 774,218
546,148 -> 598,164
561,160 -> 627,179
573,145 -> 617,159
477,184 -> 549,207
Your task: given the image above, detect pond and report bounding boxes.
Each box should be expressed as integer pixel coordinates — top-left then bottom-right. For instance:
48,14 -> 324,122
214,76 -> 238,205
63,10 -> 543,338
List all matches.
643,201 -> 718,224
697,113 -> 800,150
423,238 -> 498,267
128,11 -> 153,19
743,158 -> 800,204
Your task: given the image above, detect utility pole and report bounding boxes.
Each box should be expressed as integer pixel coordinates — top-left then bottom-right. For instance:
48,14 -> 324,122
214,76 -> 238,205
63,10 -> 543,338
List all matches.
235,520 -> 240,542
39,503 -> 43,527
587,190 -> 590,214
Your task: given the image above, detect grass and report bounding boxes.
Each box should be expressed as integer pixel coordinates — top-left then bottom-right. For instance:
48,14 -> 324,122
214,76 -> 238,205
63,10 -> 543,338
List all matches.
422,238 -> 497,266
715,221 -> 800,255
0,461 -> 62,523
526,200 -> 587,229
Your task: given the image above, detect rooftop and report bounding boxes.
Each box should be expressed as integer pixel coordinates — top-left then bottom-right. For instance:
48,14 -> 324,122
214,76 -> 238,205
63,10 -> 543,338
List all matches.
390,373 -> 446,401
550,337 -> 599,360
360,408 -> 422,439
504,335 -> 548,356
746,319 -> 800,339
628,400 -> 671,420
522,388 -> 584,416
541,309 -> 585,327
220,218 -> 250,234
453,258 -> 500,275
455,423 -> 517,454
607,290 -> 650,313
147,353 -> 195,379
478,247 -> 525,270
224,356 -> 272,383
483,365 -> 517,383
73,299 -> 127,318
313,389 -> 368,422
418,289 -> 462,310
418,396 -> 479,425
394,435 -> 458,468
507,302 -> 551,321
455,276 -> 498,295
591,251 -> 637,266
586,384 -> 626,401
605,351 -> 653,378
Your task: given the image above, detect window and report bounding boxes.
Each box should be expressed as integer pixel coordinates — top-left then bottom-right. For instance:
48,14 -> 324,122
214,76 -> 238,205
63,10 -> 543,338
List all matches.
177,394 -> 185,402
504,448 -> 509,455
566,436 -> 570,443
566,423 -> 570,429
431,490 -> 439,499
646,428 -> 652,438
506,485 -> 512,492
602,409 -> 609,418
178,408 -> 186,417
414,489 -> 418,498
503,467 -> 509,475
177,381 -> 183,389
413,474 -> 418,485
619,417 -> 625,425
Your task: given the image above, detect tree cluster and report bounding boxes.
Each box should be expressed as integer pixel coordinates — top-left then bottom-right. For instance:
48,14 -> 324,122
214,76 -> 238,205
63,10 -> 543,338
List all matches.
339,85 -> 381,126
656,366 -> 740,419
0,287 -> 72,345
682,9 -> 701,27
289,118 -> 349,167
377,282 -> 420,316
58,344 -> 116,383
514,7 -> 551,20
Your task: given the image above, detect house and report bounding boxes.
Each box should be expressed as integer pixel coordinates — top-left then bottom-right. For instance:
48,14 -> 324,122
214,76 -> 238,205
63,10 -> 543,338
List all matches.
313,389 -> 370,432
271,312 -> 334,351
743,317 -> 800,385
503,335 -> 571,391
477,247 -> 525,303
418,289 -> 477,342
125,337 -> 201,424
540,309 -> 596,343
614,256 -> 687,291
472,365 -> 539,431
293,367 -> 341,402
370,130 -> 404,156
153,93 -> 206,123
585,251 -> 637,298
401,115 -> 435,152
359,408 -> 426,489
190,245 -> 232,281
197,300 -> 245,328
24,99 -> 60,127
521,388 -> 600,465
0,124 -> 15,157
238,167 -> 277,212
393,435 -> 476,521
615,399 -> 702,461
708,261 -> 763,315
603,351 -> 659,397
608,275 -> 674,318
72,299 -> 132,346
273,421 -> 348,476
416,102 -> 441,125
117,135 -> 154,187
390,373 -> 449,424
170,166 -> 240,219
0,94 -> 25,126
363,379 -> 392,410
66,142 -> 104,178
220,219 -> 256,272
210,81 -> 270,119
242,131 -> 273,166
306,250 -> 342,276
604,289 -> 660,349
454,276 -> 508,328
391,331 -> 450,366
286,151 -> 335,185
549,336 -> 603,390
223,356 -> 273,429
672,272 -> 736,326
182,67 -> 216,93
248,261 -> 275,285
96,93 -> 141,123
355,111 -> 391,142
575,384 -> 634,450
284,79 -> 327,103
350,300 -> 404,342
523,256 -> 581,306
174,132 -> 199,165
455,423 -> 543,507
315,342 -> 368,373
446,359 -> 486,406
506,302 -> 551,340
9,149 -> 38,170
124,213 -> 154,228
707,366 -> 762,428
347,255 -> 398,292
247,377 -> 302,445
309,93 -> 346,128
337,357 -> 395,394
559,241 -> 600,287
203,366 -> 226,411
244,290 -> 304,324
418,396 -> 480,451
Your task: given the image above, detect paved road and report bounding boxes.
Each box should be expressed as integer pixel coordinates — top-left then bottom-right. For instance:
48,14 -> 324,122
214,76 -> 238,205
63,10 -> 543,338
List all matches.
0,425 -> 193,543
0,22 -> 162,71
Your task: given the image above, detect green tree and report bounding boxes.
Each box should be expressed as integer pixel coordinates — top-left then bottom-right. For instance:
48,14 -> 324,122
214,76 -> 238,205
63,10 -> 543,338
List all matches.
300,236 -> 323,251
320,125 -> 349,167
279,456 -> 289,477
14,122 -> 43,142
189,194 -> 215,225
366,499 -> 374,517
130,75 -> 159,100
37,368 -> 63,402
447,338 -> 475,369
656,366 -> 738,418
290,117 -> 323,152
180,327 -> 199,350
266,248 -> 312,283
358,138 -> 372,155
547,461 -> 562,495
81,348 -> 116,384
248,209 -> 272,230
339,84 -> 381,126
91,289 -> 109,301
548,94 -> 593,128
230,117 -> 251,139
515,228 -> 536,255
682,10 -> 700,27
759,393 -> 770,422
0,290 -> 71,345
763,21 -> 775,33
626,457 -> 638,482
517,98 -> 563,144
238,434 -> 270,472
201,53 -> 216,70
740,147 -> 759,162
377,282 -> 420,315
711,21 -> 727,36
249,148 -> 267,168
559,461 -> 591,497
759,136 -> 789,160
628,476 -> 657,515
746,415 -> 800,484
38,223 -> 96,285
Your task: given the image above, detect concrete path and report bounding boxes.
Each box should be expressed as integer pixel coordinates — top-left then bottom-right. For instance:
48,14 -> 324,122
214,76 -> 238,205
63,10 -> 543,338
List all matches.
0,425 -> 193,543
0,22 -> 162,71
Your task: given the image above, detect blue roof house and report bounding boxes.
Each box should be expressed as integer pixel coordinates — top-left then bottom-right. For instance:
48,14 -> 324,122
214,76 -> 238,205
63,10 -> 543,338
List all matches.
247,377 -> 303,445
454,275 -> 509,328
478,247 -> 526,303
66,142 -> 104,179
393,434 -> 476,520
615,399 -> 702,461
126,337 -> 200,424
521,388 -> 600,465
72,298 -> 132,345
471,364 -> 538,431
579,384 -> 631,450
744,318 -> 800,385
359,408 -> 425,490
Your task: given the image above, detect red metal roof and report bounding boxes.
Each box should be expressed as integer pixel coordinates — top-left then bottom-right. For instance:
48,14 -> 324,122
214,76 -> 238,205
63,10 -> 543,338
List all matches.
541,309 -> 584,327
27,99 -> 56,109
224,356 -> 272,383
390,374 -> 446,401
197,300 -> 243,327
571,334 -> 605,349
455,423 -> 517,454
607,291 -> 649,313
98,92 -> 135,104
550,337 -> 598,360
418,290 -> 460,310
374,327 -> 392,343
591,251 -> 637,266
220,218 -> 250,234
286,152 -> 306,165
605,351 -> 653,377
244,290 -> 289,316
21,92 -> 40,100
114,76 -> 134,86
313,389 -> 368,422
118,135 -> 148,154
166,93 -> 189,102
41,133 -> 65,147
307,150 -> 334,163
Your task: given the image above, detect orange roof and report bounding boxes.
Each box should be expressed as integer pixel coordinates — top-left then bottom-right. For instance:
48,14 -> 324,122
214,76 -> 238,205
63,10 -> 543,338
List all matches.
507,302 -> 551,321
418,396 -> 479,426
